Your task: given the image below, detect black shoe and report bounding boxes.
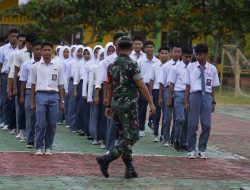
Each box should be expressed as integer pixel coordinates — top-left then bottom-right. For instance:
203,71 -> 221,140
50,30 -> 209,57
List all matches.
96,154 -> 117,178
87,136 -> 93,140
123,158 -> 138,179
174,141 -> 181,151
125,169 -> 138,179
180,144 -> 188,151
79,131 -> 85,136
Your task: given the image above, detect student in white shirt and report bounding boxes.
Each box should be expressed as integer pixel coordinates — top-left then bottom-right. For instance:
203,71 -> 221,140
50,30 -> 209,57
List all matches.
137,40 -> 160,138
159,44 -> 181,147
19,41 -> 42,148
13,33 -> 36,141
184,44 -> 220,159
0,28 -> 19,132
149,46 -> 169,142
130,36 -> 145,61
88,48 -> 105,145
57,46 -> 70,126
4,33 -> 25,134
168,46 -> 193,151
76,47 -> 94,138
68,45 -> 84,133
30,42 -> 66,156
100,33 -> 125,152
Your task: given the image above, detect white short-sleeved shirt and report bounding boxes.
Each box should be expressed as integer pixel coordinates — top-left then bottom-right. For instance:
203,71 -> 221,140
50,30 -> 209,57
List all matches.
87,64 -> 99,102
7,52 -> 17,77
30,60 -> 66,92
130,50 -> 146,62
0,43 -> 18,74
102,52 -> 117,82
19,59 -> 41,89
81,60 -> 94,97
9,47 -> 33,78
159,59 -> 180,87
150,62 -> 162,89
184,61 -> 220,93
137,55 -> 161,84
168,61 -> 189,91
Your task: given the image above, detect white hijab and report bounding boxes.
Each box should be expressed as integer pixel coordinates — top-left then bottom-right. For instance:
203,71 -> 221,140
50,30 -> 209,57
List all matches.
104,42 -> 115,58
73,45 -> 84,62
97,48 -> 104,64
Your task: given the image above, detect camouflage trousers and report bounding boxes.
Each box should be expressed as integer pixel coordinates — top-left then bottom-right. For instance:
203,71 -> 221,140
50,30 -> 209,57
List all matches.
110,102 -> 139,161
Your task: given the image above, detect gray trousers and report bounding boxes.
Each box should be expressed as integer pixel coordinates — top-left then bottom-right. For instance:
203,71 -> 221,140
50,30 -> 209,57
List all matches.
106,118 -> 117,151
25,89 -> 36,144
35,92 -> 59,150
187,92 -> 212,152
173,91 -> 188,145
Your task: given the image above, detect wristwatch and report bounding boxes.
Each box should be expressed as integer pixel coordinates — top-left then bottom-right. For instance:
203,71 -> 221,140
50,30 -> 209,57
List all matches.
60,100 -> 65,104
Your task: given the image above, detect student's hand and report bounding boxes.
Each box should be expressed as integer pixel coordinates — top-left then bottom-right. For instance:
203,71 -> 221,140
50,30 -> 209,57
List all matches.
105,108 -> 113,118
184,101 -> 189,112
31,101 -> 36,112
166,98 -> 173,107
13,86 -> 18,96
20,96 -> 25,105
74,89 -> 78,97
65,92 -> 69,97
7,90 -> 13,100
103,98 -> 108,105
211,104 -> 215,113
59,102 -> 64,111
94,96 -> 100,105
88,101 -> 94,106
158,98 -> 163,107
149,103 -> 156,116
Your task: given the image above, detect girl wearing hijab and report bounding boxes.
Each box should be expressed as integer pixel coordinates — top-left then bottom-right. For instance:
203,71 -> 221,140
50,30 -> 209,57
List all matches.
67,45 -> 84,133
94,42 -> 116,152
87,48 -> 105,145
93,45 -> 103,60
58,46 -> 70,128
56,46 -> 70,125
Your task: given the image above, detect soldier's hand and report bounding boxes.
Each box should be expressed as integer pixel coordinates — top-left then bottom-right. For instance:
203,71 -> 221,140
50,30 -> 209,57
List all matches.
105,108 -> 113,118
158,98 -> 163,107
149,103 -> 156,116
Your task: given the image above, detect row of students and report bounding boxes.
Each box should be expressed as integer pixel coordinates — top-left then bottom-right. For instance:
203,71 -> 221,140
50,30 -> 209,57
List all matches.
0,29 -> 220,158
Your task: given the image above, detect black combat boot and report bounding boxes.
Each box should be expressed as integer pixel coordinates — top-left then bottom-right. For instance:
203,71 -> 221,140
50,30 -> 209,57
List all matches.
123,158 -> 138,179
96,154 -> 118,178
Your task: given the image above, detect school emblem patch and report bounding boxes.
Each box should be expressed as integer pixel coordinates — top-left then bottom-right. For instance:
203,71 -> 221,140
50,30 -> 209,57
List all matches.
52,74 -> 57,81
206,79 -> 211,86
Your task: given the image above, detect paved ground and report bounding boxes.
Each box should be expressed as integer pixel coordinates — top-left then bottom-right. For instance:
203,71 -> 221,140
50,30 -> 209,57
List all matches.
0,106 -> 250,190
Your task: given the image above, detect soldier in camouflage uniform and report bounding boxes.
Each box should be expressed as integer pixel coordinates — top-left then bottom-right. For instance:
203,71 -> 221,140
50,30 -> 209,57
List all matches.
96,36 -> 156,179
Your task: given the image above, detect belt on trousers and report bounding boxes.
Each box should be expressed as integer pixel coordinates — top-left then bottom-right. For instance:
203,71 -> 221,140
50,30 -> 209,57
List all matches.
191,91 -> 212,95
36,90 -> 58,94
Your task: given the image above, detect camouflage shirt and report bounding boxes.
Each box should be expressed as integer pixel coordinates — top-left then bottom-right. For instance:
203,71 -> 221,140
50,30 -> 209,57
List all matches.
107,54 -> 142,110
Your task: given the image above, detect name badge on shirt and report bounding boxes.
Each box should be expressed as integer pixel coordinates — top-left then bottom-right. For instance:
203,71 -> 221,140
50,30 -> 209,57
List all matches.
52,74 -> 57,81
206,79 -> 211,86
